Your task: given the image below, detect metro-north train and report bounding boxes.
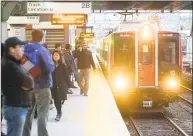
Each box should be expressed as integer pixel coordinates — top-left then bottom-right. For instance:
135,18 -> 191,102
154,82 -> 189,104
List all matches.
97,23 -> 182,112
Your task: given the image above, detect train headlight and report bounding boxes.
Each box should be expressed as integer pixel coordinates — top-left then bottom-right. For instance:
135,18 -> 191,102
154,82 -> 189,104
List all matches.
143,26 -> 150,37
114,76 -> 128,90
167,78 -> 179,89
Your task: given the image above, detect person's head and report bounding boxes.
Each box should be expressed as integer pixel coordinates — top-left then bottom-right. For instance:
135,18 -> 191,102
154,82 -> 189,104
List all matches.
81,40 -> 88,49
65,44 -> 72,51
52,50 -> 62,63
4,37 -> 25,60
32,29 -> 43,42
55,43 -> 62,51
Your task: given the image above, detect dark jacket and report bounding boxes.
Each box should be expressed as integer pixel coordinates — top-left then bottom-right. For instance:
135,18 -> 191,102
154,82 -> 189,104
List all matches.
74,48 -> 96,69
1,55 -> 34,107
63,50 -> 77,73
51,63 -> 72,100
24,42 -> 55,89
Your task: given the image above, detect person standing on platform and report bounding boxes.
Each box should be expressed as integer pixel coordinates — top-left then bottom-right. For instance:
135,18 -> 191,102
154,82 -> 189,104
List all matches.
1,37 -> 34,136
51,50 -> 71,121
23,29 -> 54,136
64,44 -> 78,88
54,43 -> 73,94
74,40 -> 96,96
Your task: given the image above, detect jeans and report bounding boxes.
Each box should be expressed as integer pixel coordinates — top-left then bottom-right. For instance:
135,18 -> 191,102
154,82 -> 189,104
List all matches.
3,106 -> 29,136
23,88 -> 51,136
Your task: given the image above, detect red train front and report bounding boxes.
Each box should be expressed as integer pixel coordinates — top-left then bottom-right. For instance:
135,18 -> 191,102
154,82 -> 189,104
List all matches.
98,23 -> 182,112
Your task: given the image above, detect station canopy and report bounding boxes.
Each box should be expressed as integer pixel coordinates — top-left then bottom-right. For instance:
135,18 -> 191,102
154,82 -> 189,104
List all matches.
3,1 -> 192,40
91,1 -> 192,11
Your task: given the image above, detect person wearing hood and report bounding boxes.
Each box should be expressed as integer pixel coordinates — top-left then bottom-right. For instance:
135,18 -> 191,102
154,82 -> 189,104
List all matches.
22,29 -> 54,136
1,37 -> 34,136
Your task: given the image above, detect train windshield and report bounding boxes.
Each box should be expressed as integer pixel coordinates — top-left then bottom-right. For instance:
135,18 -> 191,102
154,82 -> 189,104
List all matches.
158,34 -> 179,66
159,41 -> 176,64
114,34 -> 135,67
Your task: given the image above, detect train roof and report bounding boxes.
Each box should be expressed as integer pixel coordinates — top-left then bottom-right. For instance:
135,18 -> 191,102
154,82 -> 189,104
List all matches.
101,30 -> 180,40
111,31 -> 180,35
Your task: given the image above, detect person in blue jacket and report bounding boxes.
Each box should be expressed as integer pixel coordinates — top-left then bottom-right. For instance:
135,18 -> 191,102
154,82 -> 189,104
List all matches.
22,29 -> 54,136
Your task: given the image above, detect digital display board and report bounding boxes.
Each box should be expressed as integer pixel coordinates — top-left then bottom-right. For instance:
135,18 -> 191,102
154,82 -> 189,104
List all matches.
51,14 -> 87,25
80,32 -> 95,38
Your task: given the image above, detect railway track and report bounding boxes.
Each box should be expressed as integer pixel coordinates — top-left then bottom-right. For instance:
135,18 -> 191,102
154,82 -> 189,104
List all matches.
181,85 -> 192,92
125,113 -> 189,136
179,85 -> 192,107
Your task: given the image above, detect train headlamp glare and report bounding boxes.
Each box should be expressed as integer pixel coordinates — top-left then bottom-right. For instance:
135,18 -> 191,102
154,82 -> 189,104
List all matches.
167,79 -> 178,88
143,26 -> 150,37
115,76 -> 127,90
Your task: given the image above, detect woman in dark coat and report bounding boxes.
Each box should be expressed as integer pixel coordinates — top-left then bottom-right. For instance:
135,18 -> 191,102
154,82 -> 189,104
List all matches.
51,50 -> 71,121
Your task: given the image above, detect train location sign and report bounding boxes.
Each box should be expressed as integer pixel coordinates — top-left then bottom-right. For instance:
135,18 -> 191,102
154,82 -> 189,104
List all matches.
80,33 -> 95,38
51,14 -> 87,25
27,2 -> 91,14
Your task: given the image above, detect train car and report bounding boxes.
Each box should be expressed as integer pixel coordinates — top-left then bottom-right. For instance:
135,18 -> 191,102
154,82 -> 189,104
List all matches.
98,23 -> 182,112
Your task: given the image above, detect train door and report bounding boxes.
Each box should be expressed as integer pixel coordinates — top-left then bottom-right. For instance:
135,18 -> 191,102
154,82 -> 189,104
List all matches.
136,24 -> 157,86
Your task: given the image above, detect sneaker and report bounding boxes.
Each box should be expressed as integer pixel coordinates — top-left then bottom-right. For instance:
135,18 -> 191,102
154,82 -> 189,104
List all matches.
71,85 -> 78,88
55,113 -> 62,121
67,89 -> 73,94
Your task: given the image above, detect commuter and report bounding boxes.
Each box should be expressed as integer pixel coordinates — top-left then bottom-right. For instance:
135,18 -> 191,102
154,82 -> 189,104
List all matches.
23,29 -> 54,136
64,44 -> 78,88
74,40 -> 96,96
1,37 -> 34,136
54,43 -> 73,94
51,50 -> 71,121
1,43 -> 6,136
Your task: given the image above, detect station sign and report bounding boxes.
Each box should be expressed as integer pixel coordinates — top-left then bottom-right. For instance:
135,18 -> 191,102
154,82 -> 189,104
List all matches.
80,33 -> 95,38
27,2 -> 91,14
14,28 -> 21,37
7,16 -> 39,24
51,14 -> 87,25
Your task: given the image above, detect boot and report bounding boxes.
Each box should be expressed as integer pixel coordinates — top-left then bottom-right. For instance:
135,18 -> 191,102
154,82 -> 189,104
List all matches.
55,113 -> 62,121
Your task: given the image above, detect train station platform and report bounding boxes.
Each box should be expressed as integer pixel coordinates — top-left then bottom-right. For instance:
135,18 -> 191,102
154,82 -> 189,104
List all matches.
1,54 -> 130,136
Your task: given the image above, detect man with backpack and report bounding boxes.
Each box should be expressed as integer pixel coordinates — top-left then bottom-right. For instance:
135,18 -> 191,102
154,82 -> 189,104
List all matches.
22,29 -> 54,136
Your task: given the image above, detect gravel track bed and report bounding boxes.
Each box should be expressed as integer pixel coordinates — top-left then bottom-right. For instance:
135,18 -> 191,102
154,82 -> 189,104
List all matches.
127,116 -> 184,136
164,102 -> 192,136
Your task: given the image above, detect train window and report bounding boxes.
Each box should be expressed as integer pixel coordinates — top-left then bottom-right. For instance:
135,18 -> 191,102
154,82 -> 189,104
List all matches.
139,44 -> 152,65
159,41 -> 176,64
114,39 -> 133,66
